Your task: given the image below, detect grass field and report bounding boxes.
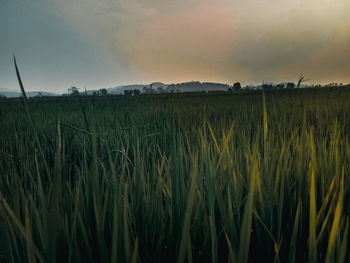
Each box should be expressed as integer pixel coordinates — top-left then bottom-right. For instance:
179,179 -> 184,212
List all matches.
0,87 -> 350,262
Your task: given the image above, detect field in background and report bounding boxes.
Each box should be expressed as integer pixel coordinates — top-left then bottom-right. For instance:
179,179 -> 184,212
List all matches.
0,87 -> 350,262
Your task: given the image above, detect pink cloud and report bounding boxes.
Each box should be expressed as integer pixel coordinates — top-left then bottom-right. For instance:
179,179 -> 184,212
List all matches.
128,3 -> 240,82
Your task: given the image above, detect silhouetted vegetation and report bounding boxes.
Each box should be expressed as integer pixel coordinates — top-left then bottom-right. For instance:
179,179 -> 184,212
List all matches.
68,86 -> 79,96
100,88 -> 108,96
233,82 -> 242,91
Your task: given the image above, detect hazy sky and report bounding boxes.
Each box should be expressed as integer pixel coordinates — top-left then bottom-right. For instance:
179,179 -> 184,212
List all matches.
1,0 -> 350,92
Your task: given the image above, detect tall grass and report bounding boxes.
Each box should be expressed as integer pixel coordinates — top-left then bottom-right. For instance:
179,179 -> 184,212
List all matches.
0,87 -> 350,262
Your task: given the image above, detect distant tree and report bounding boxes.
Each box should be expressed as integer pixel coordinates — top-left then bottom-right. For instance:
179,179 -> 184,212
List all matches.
262,84 -> 273,90
68,86 -> 79,96
297,74 -> 310,88
124,90 -> 133,95
100,88 -> 108,96
276,84 -> 284,89
134,89 -> 141,95
233,82 -> 241,91
286,82 -> 295,89
0,94 -> 6,99
228,87 -> 233,92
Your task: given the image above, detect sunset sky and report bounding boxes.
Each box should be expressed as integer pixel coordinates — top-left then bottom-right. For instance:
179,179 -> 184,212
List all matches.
1,0 -> 350,92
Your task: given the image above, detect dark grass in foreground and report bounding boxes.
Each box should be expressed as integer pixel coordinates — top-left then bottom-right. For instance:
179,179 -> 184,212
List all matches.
0,87 -> 350,262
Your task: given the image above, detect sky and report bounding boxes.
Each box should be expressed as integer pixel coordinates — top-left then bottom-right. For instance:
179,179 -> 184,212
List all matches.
1,0 -> 350,93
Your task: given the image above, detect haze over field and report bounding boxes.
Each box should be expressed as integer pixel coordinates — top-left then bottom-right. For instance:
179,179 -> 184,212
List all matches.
1,0 -> 350,93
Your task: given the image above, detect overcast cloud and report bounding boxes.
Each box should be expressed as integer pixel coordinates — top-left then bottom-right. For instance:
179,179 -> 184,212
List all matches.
1,0 -> 349,92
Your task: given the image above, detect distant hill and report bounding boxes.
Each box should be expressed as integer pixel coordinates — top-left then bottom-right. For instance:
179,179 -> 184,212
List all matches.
1,81 -> 349,98
0,90 -> 59,98
0,82 -> 231,97
166,81 -> 230,93
108,82 -> 167,94
107,81 -> 231,94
